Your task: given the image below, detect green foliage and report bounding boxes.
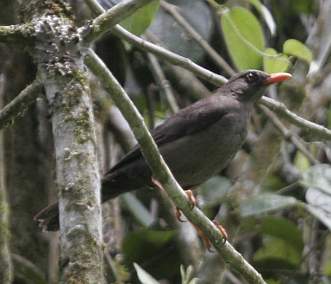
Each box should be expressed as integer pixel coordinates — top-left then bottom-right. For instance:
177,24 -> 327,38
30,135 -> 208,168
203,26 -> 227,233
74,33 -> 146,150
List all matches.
121,0 -> 160,35
240,194 -> 299,217
293,151 -> 311,172
263,48 -> 290,73
259,217 -> 303,252
254,236 -> 301,267
199,176 -> 231,207
283,39 -> 313,63
301,164 -> 331,230
221,6 -> 265,70
219,4 -> 312,72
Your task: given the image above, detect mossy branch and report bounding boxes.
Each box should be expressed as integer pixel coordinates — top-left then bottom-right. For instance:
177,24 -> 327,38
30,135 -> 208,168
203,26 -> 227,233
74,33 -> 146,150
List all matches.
0,81 -> 42,130
0,24 -> 33,43
81,0 -> 155,44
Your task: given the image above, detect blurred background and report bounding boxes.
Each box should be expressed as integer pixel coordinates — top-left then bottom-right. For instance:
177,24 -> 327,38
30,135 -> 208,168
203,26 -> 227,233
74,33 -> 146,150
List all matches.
1,0 -> 331,283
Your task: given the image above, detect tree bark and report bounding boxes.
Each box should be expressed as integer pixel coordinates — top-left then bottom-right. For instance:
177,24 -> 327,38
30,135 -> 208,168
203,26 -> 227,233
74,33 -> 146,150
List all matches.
20,1 -> 104,283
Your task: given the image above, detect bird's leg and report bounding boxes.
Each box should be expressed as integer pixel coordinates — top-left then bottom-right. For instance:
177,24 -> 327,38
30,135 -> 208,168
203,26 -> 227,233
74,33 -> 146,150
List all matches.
197,220 -> 228,251
151,178 -> 196,222
175,189 -> 197,222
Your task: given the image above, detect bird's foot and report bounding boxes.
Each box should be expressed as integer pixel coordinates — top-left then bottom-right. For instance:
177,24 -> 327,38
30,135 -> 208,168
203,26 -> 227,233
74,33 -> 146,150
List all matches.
193,220 -> 228,251
151,177 -> 163,191
204,220 -> 228,251
175,189 -> 197,222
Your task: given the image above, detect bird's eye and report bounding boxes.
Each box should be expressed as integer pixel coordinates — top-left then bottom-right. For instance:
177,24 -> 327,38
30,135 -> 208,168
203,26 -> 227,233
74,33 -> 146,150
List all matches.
245,72 -> 258,83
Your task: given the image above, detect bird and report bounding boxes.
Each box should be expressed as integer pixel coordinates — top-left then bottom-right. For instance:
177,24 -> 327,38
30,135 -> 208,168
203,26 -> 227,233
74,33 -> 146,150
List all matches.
34,69 -> 291,231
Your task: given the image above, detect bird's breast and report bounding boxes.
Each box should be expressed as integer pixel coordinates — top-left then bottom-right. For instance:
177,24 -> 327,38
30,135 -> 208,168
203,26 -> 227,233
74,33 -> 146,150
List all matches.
160,109 -> 249,187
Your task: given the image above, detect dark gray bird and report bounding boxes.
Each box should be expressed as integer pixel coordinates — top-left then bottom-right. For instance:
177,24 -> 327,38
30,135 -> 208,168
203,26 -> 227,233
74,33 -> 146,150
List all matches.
35,70 -> 291,231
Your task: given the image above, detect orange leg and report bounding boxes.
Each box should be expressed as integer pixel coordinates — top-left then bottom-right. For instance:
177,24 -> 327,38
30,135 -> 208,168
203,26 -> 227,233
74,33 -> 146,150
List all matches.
151,177 -> 197,222
191,220 -> 228,251
175,189 -> 197,222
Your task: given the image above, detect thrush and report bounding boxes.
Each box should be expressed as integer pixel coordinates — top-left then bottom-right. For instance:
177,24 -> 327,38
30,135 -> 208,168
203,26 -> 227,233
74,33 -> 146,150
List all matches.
35,69 -> 291,231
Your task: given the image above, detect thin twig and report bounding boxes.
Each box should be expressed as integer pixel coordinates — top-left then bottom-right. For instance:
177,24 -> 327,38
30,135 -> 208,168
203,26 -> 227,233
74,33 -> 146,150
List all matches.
259,105 -> 319,164
259,97 -> 331,141
0,81 -> 42,130
114,25 -> 228,84
84,48 -> 266,284
81,0 -> 155,43
160,0 -> 235,76
147,53 -> 179,113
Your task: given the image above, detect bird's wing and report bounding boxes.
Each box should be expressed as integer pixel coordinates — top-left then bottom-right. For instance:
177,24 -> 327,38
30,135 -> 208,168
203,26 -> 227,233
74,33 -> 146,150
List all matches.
107,96 -> 227,173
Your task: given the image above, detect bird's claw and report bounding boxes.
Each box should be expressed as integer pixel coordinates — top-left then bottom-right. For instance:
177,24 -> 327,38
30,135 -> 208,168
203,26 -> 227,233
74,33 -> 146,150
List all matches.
175,190 -> 197,222
185,189 -> 196,209
213,220 -> 228,244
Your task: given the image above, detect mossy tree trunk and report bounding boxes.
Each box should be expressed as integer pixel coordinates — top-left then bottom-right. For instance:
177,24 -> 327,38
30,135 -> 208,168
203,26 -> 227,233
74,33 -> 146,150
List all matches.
20,1 -> 104,283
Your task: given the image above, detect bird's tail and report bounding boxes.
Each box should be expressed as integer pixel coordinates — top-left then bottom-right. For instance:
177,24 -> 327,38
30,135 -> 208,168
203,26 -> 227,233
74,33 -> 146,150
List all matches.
34,171 -> 145,231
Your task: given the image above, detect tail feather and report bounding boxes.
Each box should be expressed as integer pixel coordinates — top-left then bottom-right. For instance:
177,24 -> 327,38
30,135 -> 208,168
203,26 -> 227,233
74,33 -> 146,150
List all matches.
34,170 -> 149,231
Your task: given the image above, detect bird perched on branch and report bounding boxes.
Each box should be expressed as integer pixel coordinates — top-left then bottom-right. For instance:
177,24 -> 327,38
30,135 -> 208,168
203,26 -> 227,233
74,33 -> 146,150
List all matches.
35,69 -> 291,231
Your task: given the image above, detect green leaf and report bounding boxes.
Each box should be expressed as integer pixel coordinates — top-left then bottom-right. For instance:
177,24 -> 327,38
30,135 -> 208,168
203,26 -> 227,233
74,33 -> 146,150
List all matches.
121,0 -> 160,35
305,188 -> 331,230
263,48 -> 290,73
240,193 -> 298,217
200,176 -> 231,207
301,164 -> 331,195
260,216 -> 303,252
254,237 -> 301,267
283,39 -> 313,63
301,165 -> 331,230
221,7 -> 265,70
294,151 -> 311,172
134,263 -> 160,284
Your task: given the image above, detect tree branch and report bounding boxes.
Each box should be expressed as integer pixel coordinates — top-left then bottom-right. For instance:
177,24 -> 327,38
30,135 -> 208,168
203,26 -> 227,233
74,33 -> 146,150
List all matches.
0,81 -> 42,130
0,24 -> 32,43
23,2 -> 104,282
147,53 -> 179,113
85,48 -> 266,284
81,0 -> 155,44
259,105 -> 319,164
259,97 -> 331,141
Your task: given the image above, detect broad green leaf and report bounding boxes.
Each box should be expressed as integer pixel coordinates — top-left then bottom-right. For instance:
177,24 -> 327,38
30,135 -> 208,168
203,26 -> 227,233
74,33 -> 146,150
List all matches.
306,188 -> 331,230
240,193 -> 298,217
134,263 -> 160,284
263,48 -> 290,73
221,7 -> 265,70
260,216 -> 303,252
250,0 -> 276,35
301,165 -> 331,230
254,237 -> 301,266
301,164 -> 331,195
283,39 -> 313,63
121,0 -> 160,35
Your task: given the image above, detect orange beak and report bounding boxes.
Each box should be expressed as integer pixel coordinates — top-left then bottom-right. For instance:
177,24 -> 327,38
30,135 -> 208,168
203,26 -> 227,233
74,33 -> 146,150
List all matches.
263,72 -> 292,85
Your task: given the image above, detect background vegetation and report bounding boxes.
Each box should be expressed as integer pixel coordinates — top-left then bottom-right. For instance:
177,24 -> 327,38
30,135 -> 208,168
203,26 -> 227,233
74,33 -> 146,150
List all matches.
0,0 -> 330,283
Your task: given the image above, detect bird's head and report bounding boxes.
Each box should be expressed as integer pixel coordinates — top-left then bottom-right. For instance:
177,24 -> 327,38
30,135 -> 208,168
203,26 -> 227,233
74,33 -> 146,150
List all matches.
224,70 -> 292,103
